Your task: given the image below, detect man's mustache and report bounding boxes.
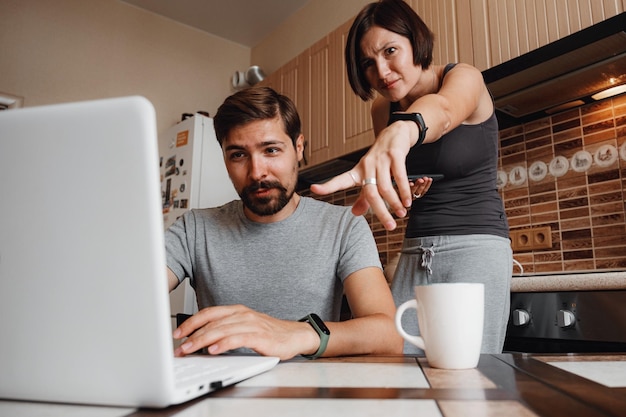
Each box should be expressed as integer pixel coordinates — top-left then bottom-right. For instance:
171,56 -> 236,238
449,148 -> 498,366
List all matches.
245,180 -> 287,194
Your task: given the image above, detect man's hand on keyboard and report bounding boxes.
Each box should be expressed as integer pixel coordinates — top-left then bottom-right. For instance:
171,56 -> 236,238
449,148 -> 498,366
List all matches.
172,304 -> 320,360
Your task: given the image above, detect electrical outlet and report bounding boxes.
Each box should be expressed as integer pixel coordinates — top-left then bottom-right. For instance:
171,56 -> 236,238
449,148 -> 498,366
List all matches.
510,230 -> 531,251
510,226 -> 552,252
531,226 -> 552,250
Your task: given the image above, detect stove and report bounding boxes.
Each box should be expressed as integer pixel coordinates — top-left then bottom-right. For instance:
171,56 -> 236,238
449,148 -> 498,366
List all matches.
504,290 -> 626,353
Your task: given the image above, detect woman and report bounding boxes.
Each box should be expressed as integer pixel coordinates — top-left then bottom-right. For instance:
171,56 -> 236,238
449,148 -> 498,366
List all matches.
311,0 -> 512,353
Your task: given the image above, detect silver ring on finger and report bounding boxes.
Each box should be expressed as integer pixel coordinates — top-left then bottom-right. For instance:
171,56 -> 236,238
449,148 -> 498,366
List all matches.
362,178 -> 377,186
348,171 -> 359,187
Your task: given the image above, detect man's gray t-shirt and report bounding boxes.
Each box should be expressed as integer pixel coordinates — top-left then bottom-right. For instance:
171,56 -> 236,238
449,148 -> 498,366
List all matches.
165,197 -> 382,322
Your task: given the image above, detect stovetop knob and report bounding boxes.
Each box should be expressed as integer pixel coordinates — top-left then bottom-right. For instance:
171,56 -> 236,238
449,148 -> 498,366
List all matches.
512,309 -> 530,326
557,310 -> 576,328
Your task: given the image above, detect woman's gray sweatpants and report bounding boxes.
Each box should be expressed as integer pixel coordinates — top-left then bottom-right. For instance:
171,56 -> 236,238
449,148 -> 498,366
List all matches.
391,234 -> 512,354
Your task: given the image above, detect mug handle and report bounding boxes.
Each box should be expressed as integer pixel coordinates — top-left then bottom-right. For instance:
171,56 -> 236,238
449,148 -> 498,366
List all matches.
395,299 -> 426,350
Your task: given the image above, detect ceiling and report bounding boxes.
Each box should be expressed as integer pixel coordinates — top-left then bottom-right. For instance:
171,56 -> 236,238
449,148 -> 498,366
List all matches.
123,0 -> 311,47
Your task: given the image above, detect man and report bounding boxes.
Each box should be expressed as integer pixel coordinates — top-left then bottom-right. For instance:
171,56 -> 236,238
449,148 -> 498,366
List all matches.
166,87 -> 402,360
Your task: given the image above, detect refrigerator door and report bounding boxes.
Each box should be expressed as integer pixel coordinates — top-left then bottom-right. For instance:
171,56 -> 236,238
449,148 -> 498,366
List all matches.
159,115 -> 238,318
195,117 -> 239,210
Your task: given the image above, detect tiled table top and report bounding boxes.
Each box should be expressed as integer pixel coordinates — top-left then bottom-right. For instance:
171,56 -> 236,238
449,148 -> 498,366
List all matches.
536,354 -> 626,388
237,360 -> 429,388
3,353 -> 626,417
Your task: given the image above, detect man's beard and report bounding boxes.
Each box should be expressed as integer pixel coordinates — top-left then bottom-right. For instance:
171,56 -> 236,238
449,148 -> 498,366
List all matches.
240,180 -> 293,216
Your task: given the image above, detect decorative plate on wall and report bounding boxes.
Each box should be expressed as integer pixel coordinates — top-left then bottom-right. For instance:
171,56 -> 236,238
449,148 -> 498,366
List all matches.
594,144 -> 618,167
528,161 -> 548,182
509,166 -> 527,186
620,142 -> 626,161
548,156 -> 569,177
571,150 -> 593,172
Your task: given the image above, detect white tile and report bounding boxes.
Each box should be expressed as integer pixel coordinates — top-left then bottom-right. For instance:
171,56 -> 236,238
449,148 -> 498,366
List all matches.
547,361 -> 626,387
174,398 -> 442,417
239,362 -> 429,388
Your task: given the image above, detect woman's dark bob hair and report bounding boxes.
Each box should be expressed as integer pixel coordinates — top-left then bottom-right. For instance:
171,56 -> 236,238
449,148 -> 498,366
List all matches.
345,0 -> 434,101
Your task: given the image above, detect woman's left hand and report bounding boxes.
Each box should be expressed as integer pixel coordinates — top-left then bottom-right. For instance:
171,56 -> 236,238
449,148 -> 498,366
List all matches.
409,177 -> 432,202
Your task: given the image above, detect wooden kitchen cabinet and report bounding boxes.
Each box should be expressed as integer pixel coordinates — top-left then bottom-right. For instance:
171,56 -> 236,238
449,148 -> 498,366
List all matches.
303,36 -> 332,168
269,54 -> 311,169
449,0 -> 625,70
411,0 -> 462,66
256,50 -> 321,169
261,22 -> 374,172
329,20 -> 374,159
412,0 -> 624,70
255,55 -> 303,108
304,21 -> 375,171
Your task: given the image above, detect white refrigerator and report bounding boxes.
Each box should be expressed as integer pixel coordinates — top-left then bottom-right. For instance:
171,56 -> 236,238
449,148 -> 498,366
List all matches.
159,114 -> 238,319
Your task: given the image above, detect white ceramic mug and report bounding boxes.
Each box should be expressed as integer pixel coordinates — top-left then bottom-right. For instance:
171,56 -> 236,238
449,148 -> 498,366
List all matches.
395,283 -> 484,369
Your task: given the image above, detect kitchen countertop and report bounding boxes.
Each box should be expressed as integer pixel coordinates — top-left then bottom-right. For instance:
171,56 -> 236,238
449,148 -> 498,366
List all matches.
510,271 -> 626,292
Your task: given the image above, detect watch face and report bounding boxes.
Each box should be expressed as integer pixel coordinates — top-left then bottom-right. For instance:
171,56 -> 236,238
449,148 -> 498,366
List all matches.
397,113 -> 416,121
309,314 -> 330,335
391,112 -> 421,123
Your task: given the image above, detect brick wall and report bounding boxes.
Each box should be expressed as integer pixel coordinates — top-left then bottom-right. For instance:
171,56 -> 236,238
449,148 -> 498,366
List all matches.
499,93 -> 626,273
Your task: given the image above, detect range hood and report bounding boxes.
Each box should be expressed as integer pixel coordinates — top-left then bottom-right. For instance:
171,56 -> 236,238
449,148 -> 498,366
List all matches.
483,12 -> 626,128
298,12 -> 626,188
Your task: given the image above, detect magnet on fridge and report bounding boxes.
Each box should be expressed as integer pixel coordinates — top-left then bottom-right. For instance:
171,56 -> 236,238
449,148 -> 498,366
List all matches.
165,156 -> 176,177
179,183 -> 186,193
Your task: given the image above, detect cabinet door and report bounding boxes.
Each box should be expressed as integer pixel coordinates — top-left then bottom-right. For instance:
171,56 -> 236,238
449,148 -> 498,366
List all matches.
306,36 -> 331,167
456,0 -> 490,70
278,55 -> 310,169
411,0 -> 460,65
330,20 -> 374,158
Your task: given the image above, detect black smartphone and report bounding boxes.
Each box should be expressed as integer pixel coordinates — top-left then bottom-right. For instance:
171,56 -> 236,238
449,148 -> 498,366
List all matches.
407,174 -> 444,181
393,174 -> 444,185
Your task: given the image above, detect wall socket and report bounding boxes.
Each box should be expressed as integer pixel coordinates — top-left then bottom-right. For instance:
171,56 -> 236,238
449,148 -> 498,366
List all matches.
510,226 -> 552,252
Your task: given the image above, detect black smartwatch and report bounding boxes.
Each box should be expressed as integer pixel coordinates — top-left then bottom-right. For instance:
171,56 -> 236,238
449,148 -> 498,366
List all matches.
299,313 -> 330,359
388,112 -> 428,147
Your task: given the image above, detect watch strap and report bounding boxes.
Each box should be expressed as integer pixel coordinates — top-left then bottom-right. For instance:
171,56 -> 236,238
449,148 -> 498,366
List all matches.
299,313 -> 330,359
388,112 -> 428,147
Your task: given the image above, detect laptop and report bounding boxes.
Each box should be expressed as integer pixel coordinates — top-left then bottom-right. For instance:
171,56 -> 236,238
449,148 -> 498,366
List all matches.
0,96 -> 279,408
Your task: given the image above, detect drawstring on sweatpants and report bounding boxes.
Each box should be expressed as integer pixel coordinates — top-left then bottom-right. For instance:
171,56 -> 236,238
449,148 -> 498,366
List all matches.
401,242 -> 436,275
420,244 -> 435,275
